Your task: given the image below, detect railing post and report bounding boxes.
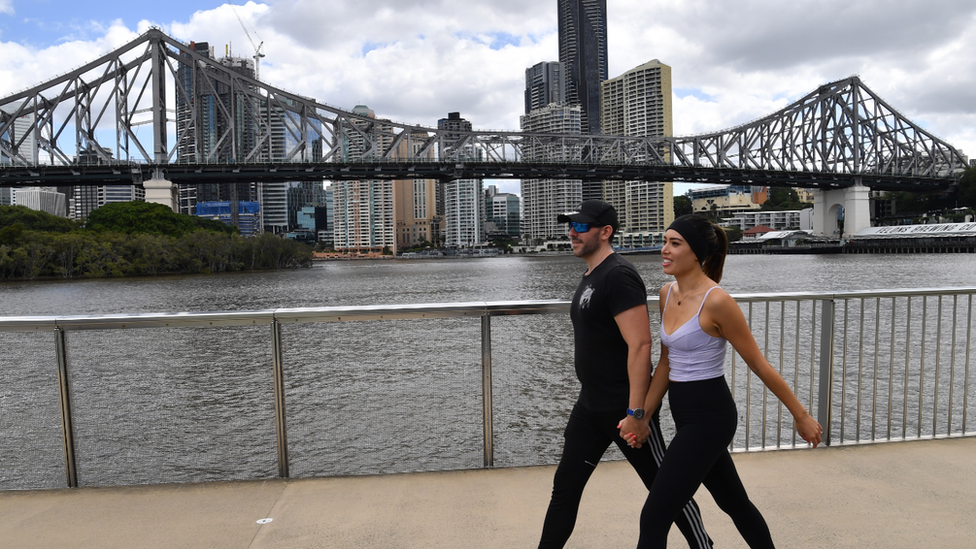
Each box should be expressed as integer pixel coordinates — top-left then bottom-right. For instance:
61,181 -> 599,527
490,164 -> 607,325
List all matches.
817,299 -> 836,446
54,327 -> 78,488
481,312 -> 494,468
271,319 -> 289,478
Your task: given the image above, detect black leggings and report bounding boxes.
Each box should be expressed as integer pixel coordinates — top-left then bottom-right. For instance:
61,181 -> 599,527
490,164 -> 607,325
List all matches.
539,402 -> 712,549
637,378 -> 773,548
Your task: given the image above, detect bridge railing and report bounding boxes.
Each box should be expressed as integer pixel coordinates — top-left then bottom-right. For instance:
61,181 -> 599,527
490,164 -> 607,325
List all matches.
1,287 -> 973,491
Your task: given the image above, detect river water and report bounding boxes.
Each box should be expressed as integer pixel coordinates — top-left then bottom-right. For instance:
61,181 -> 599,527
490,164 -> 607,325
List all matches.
1,253 -> 974,490
2,253 -> 975,315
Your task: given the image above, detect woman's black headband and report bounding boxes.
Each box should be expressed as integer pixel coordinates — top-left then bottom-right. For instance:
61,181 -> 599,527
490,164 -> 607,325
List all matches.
667,217 -> 711,266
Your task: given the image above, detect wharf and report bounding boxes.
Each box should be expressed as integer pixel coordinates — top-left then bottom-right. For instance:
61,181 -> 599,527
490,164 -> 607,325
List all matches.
2,437 -> 974,548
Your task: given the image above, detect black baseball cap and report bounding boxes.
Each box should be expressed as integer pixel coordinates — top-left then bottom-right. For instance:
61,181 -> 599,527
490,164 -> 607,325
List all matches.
557,200 -> 619,233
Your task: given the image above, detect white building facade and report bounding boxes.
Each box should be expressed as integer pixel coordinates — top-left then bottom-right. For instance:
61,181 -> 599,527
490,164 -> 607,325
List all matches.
520,103 -> 583,242
330,105 -> 396,253
722,209 -> 813,232
14,187 -> 67,217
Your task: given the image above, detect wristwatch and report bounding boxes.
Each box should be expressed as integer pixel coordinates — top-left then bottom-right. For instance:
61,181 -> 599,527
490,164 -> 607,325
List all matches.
627,408 -> 646,420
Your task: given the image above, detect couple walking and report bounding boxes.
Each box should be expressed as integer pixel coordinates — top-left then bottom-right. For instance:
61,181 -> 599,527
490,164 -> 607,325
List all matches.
538,200 -> 822,548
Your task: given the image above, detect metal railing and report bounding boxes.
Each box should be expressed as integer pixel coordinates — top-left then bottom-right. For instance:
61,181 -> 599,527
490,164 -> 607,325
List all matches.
0,288 -> 973,490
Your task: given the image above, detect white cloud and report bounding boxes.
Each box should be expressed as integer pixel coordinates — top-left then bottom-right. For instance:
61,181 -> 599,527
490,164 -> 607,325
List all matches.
2,0 -> 974,163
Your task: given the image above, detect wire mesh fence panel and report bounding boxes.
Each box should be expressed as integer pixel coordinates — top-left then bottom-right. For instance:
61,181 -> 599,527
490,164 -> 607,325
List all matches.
0,331 -> 64,490
488,314 -> 577,468
63,326 -> 278,487
280,318 -> 483,477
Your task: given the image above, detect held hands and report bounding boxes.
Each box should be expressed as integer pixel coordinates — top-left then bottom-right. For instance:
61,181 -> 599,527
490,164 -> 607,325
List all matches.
618,416 -> 650,449
796,413 -> 824,448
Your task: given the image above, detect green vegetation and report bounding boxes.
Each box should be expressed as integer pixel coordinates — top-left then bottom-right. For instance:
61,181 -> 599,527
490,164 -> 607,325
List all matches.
85,201 -> 235,237
876,167 -> 976,224
760,188 -> 812,211
0,203 -> 312,281
673,194 -> 692,217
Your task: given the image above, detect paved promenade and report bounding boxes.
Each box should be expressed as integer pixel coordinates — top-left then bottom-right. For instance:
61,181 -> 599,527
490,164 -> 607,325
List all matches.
2,437 -> 974,548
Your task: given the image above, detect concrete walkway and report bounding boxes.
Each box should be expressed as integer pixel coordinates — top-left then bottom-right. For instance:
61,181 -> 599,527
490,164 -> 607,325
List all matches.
2,437 -> 974,548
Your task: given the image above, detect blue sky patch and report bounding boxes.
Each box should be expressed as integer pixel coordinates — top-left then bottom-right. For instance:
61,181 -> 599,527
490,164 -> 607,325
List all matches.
674,88 -> 716,102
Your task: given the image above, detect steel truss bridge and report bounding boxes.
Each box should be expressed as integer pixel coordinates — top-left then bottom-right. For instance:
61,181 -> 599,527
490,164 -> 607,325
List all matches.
0,28 -> 969,192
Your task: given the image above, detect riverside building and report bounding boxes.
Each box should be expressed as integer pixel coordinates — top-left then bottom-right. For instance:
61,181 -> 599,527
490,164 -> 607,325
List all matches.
689,185 -> 768,218
330,105 -> 396,254
12,187 -> 67,217
519,103 -> 583,243
485,185 -> 521,240
599,59 -> 674,245
438,113 -> 484,248
395,130 -> 441,250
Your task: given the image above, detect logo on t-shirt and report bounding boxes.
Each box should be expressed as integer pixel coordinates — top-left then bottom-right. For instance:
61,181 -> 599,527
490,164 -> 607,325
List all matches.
579,285 -> 595,309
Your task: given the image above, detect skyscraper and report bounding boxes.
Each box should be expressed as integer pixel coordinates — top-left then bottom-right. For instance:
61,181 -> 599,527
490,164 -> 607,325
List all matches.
394,130 -> 440,250
601,59 -> 675,236
175,42 -> 259,224
558,0 -> 608,135
525,61 -> 567,114
520,103 -> 583,242
330,105 -> 396,253
437,113 -> 485,248
485,185 -> 521,240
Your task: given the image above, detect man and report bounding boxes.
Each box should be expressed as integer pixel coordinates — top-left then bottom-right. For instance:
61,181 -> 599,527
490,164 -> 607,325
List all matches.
538,200 -> 712,548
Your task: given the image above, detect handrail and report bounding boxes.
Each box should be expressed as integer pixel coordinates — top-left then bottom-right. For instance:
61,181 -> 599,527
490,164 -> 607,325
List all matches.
3,288 -> 974,330
1,286 -> 973,490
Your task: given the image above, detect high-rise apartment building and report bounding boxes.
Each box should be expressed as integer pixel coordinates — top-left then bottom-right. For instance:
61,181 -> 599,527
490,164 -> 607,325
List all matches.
330,105 -> 396,253
176,42 -> 266,230
70,185 -> 146,221
437,113 -> 485,248
558,0 -> 608,135
13,187 -> 66,217
0,107 -> 37,165
525,61 -> 567,114
520,103 -> 583,242
394,130 -> 440,249
601,59 -> 675,236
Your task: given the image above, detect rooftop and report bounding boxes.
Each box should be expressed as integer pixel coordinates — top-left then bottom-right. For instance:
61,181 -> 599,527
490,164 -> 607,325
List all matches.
3,437 -> 973,548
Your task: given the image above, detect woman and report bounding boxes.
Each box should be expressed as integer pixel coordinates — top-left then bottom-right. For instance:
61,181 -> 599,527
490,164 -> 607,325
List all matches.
623,214 -> 822,548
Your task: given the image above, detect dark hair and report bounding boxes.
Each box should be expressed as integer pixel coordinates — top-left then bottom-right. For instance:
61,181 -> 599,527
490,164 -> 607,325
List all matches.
670,214 -> 729,282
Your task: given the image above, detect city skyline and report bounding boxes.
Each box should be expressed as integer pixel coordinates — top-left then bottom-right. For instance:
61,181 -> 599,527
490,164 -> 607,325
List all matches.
1,0 -> 975,198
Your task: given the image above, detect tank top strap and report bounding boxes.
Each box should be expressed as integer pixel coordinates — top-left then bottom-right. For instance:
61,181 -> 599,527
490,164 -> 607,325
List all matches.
663,281 -> 676,309
696,285 -> 721,315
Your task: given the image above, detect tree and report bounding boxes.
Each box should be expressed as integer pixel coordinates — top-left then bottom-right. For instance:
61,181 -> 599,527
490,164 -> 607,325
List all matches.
0,205 -> 79,233
761,187 -> 809,211
674,194 -> 692,217
957,167 -> 976,211
85,201 -> 234,237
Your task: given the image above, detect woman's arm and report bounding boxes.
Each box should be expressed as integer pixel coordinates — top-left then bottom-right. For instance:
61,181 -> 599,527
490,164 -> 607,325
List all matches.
706,290 -> 823,447
621,284 -> 673,448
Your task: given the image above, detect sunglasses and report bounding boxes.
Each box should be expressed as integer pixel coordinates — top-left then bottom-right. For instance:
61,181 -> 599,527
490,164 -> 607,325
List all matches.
568,221 -> 596,233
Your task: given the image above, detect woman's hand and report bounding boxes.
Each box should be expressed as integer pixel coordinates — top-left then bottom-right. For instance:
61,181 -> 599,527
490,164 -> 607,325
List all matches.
795,413 -> 823,448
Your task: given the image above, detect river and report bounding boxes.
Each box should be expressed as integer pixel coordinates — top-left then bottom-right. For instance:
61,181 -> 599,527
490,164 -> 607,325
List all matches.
1,253 -> 974,490
2,253 -> 975,316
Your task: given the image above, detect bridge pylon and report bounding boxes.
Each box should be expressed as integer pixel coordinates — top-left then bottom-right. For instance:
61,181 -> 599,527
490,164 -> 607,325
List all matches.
812,179 -> 871,239
143,175 -> 177,212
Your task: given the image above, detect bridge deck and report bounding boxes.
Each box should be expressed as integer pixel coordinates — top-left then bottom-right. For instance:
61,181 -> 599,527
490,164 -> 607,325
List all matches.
2,437 -> 973,548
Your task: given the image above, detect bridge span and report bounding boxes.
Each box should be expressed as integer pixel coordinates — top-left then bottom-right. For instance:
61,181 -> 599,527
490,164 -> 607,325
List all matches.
1,28 -> 969,235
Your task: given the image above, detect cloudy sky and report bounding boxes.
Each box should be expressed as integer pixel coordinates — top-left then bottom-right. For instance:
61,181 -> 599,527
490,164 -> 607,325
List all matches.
1,0 -> 974,196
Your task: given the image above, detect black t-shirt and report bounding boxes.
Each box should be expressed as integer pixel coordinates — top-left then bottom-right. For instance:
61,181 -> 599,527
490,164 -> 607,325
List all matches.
569,253 -> 648,411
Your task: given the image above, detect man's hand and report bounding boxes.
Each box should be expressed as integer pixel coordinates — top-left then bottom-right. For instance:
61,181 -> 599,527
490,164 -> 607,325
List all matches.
617,415 -> 650,448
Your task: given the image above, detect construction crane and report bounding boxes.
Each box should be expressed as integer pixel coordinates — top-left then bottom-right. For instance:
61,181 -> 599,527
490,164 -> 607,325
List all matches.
232,4 -> 265,80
